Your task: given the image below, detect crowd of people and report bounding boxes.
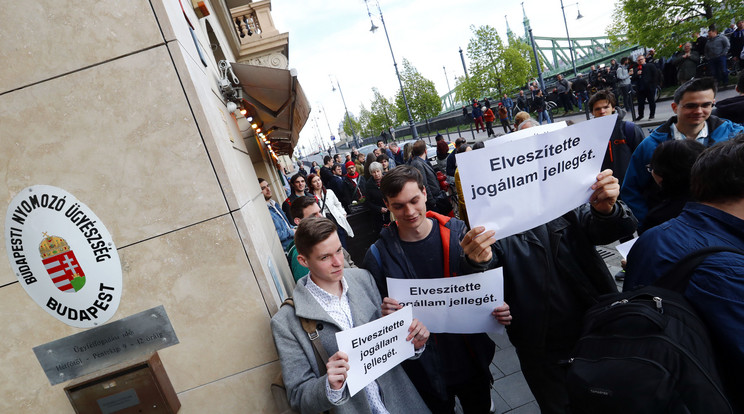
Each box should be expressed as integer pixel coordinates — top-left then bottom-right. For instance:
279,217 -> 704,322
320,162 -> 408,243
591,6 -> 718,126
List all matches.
263,44 -> 744,411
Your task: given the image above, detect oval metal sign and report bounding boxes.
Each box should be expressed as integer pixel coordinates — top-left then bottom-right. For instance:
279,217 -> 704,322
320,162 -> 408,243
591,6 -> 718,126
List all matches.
5,185 -> 122,328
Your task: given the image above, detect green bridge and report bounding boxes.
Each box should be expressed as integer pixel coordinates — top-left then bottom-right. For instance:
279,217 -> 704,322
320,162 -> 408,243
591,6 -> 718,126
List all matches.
440,33 -> 642,112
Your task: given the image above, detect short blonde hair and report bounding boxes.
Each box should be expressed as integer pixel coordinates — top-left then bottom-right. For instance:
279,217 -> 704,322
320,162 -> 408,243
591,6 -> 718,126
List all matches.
514,111 -> 531,129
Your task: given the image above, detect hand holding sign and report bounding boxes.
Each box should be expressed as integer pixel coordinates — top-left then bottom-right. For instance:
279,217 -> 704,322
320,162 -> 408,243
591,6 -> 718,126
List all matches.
407,318 -> 430,350
589,169 -> 619,214
461,226 -> 497,264
326,351 -> 350,390
492,303 -> 512,326
381,297 -> 402,316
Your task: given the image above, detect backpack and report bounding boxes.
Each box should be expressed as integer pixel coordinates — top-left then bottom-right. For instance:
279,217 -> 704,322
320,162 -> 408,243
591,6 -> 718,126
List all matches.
270,299 -> 335,414
565,246 -> 742,414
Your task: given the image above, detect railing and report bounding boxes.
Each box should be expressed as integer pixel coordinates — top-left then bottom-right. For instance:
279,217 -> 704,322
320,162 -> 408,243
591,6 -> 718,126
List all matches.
232,10 -> 261,44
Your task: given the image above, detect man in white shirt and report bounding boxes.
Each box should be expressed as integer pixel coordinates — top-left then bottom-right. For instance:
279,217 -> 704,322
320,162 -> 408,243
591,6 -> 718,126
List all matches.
271,217 -> 431,413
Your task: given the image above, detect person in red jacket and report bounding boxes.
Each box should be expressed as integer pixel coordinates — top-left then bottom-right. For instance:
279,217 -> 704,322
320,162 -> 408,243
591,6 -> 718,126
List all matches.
498,103 -> 512,134
482,106 -> 496,137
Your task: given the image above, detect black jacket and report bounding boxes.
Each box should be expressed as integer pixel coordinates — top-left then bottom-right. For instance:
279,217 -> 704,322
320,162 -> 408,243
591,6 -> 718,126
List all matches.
600,108 -> 645,187
340,175 -> 363,210
410,156 -> 443,210
495,203 -> 637,354
713,95 -> 744,124
634,62 -> 661,91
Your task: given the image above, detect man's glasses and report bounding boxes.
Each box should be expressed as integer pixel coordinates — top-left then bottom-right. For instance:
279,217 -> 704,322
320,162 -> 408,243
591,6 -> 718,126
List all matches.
680,102 -> 715,110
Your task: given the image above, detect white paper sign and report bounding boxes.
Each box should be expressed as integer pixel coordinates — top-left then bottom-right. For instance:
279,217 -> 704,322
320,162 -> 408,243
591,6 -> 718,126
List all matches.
615,237 -> 638,260
485,121 -> 567,146
457,114 -> 616,241
386,268 -> 505,334
335,305 -> 414,396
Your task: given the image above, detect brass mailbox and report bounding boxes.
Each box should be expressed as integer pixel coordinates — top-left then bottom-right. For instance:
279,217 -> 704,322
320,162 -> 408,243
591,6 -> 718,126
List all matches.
64,352 -> 180,414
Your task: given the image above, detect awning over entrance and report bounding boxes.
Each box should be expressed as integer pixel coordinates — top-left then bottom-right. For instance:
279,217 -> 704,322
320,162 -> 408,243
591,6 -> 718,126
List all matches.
229,62 -> 309,156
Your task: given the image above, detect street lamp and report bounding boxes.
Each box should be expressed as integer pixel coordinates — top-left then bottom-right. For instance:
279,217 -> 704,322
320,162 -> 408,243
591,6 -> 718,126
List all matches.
364,0 -> 418,139
329,75 -> 360,148
459,47 -> 469,79
560,0 -> 583,76
443,66 -> 454,109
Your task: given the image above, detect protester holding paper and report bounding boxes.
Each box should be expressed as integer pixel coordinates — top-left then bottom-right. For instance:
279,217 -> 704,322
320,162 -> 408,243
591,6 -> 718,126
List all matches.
271,217 -> 430,414
490,169 -> 636,414
362,166 -> 511,414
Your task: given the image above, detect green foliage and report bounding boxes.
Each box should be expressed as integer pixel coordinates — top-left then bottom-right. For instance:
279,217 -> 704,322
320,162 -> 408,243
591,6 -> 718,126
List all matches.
501,38 -> 537,93
608,0 -> 744,57
453,25 -> 536,104
367,88 -> 398,134
393,58 -> 443,122
357,104 -> 373,138
453,75 -> 483,104
341,111 -> 361,139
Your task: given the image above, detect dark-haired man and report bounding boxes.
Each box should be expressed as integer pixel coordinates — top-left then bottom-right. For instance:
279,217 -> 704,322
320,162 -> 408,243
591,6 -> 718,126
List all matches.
259,178 -> 295,251
624,135 -> 744,411
363,165 -> 511,413
282,173 -> 308,221
446,137 -> 467,177
621,77 -> 744,228
588,90 -> 645,186
632,54 -> 661,121
409,140 -> 450,215
320,155 -> 334,188
271,217 -> 431,413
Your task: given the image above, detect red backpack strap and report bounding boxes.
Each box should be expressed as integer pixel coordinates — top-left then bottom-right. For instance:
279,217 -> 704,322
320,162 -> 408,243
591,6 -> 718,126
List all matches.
426,211 -> 452,277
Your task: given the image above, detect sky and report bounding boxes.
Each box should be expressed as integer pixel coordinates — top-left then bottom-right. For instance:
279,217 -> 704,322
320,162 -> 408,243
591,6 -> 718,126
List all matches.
271,0 -> 617,154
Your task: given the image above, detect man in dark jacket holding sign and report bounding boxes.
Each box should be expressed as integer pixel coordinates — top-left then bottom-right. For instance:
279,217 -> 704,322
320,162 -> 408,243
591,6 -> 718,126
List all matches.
493,169 -> 637,414
363,165 -> 512,414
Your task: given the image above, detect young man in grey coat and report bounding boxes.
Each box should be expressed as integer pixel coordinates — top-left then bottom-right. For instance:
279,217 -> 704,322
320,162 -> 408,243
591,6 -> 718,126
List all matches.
271,217 -> 431,413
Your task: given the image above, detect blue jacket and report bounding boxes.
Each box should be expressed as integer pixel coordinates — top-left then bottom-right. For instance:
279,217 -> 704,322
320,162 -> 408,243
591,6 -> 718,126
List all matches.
362,214 -> 495,400
620,115 -> 744,227
472,105 -> 483,118
624,203 -> 744,408
267,200 -> 294,251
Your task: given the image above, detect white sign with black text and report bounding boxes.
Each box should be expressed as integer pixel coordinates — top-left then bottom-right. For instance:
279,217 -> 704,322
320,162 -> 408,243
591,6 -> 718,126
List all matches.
457,115 -> 616,241
335,305 -> 414,397
386,268 -> 505,334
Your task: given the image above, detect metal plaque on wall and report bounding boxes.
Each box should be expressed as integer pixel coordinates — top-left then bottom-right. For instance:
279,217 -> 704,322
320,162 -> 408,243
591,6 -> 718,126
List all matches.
33,305 -> 179,385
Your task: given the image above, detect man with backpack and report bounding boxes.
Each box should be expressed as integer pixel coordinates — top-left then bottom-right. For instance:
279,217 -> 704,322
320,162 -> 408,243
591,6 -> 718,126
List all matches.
362,166 -> 512,414
588,90 -> 645,187
271,216 -> 431,413
623,135 -> 744,411
492,169 -> 637,414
